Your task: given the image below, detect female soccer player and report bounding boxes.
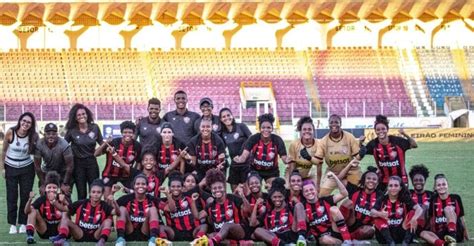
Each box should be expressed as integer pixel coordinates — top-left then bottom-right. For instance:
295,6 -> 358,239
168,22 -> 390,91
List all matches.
159,171 -> 202,242
186,118 -> 226,188
193,169 -> 245,245
25,171 -> 68,244
218,107 -> 252,192
287,116 -> 319,182
287,171 -> 305,210
233,113 -> 288,187
302,172 -> 352,245
2,112 -> 38,234
52,179 -> 117,246
365,115 -> 417,191
115,174 -> 160,246
251,177 -> 307,246
94,121 -> 141,199
65,103 -> 103,200
314,114 -> 362,196
420,174 -> 469,245
371,176 -> 423,245
241,171 -> 268,218
340,166 -> 382,240
409,164 -> 432,234
154,123 -> 187,179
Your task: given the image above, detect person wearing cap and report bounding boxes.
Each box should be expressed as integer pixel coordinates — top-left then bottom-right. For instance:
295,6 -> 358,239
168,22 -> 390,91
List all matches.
194,97 -> 221,134
163,90 -> 200,144
34,123 -> 74,195
135,97 -> 165,151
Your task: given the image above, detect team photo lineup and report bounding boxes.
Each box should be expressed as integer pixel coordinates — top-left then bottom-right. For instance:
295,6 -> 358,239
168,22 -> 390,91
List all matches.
0,92 -> 469,246
0,0 -> 473,245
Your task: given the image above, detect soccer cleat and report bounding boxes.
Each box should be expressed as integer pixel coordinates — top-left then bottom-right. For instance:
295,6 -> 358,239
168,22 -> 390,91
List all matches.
148,236 -> 156,246
53,238 -> 69,246
155,237 -> 173,246
190,235 -> 209,246
19,224 -> 27,234
26,235 -> 36,244
296,235 -> 307,246
444,235 -> 457,246
9,225 -> 17,234
49,235 -> 63,242
115,236 -> 127,246
342,240 -> 353,246
351,240 -> 371,245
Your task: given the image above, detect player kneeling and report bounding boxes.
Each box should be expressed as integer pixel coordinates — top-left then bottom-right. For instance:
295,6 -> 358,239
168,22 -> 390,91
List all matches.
51,179 -> 118,246
25,171 -> 69,244
251,178 -> 307,246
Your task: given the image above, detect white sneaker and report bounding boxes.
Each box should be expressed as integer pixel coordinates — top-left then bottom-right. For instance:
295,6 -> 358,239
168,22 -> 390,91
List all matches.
18,224 -> 27,234
9,225 -> 17,234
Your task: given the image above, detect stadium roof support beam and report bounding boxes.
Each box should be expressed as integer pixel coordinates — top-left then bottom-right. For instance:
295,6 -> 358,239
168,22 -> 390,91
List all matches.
254,2 -> 270,20
202,2 -> 218,20
227,2 -> 243,21
17,3 -> 40,23
383,0 -> 405,19
359,19 -> 391,48
280,1 -> 298,20
357,0 -> 378,19
42,3 -> 57,22
149,2 -> 166,23
434,0 -> 457,18
69,3 -> 90,22
332,0 -> 352,19
175,3 -> 191,22
123,3 -> 144,22
459,2 -> 473,18
409,0 -> 431,19
97,3 -> 120,23
413,18 -> 443,48
320,19 -> 340,49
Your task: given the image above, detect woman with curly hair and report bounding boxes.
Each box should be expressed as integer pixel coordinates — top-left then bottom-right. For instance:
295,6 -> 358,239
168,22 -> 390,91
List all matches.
192,169 -> 245,245
287,116 -> 319,182
340,166 -> 382,240
233,113 -> 288,187
65,104 -> 103,200
365,115 -> 417,191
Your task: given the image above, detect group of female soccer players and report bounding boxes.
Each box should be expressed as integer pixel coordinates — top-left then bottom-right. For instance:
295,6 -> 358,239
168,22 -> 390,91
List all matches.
21,107 -> 469,246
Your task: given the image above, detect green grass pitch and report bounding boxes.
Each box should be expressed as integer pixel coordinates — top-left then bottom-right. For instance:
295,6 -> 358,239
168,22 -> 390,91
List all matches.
0,141 -> 472,245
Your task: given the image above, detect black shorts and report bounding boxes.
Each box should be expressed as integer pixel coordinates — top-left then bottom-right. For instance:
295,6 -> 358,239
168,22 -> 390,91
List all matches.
103,176 -> 132,188
227,165 -> 250,185
37,224 -> 59,239
349,221 -> 372,232
173,230 -> 195,241
276,231 -> 298,243
75,231 -> 97,242
126,228 -> 149,241
434,223 -> 466,243
375,226 -> 406,244
243,225 -> 256,240
251,168 -> 280,182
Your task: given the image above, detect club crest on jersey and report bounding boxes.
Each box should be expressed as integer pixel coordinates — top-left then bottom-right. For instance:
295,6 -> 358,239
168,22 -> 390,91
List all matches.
143,127 -> 147,131
397,207 -> 404,215
268,152 -> 275,159
127,155 -> 135,162
88,132 -> 96,139
317,206 -> 325,213
148,182 -> 156,190
213,124 -> 219,131
55,210 -> 62,217
95,213 -> 102,221
281,215 -> 288,224
226,208 -> 233,217
181,200 -> 189,208
390,151 -> 397,158
233,133 -> 239,140
184,117 -> 190,124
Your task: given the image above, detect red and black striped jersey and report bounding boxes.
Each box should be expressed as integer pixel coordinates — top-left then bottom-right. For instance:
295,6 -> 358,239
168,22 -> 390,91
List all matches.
32,196 -> 63,225
188,133 -> 226,172
163,196 -> 200,232
102,138 -> 141,178
261,206 -> 294,234
366,136 -> 411,185
244,133 -> 287,171
351,190 -> 381,225
410,190 -> 433,207
117,194 -> 158,229
304,195 -> 335,236
145,172 -> 161,198
245,193 -> 268,217
428,193 -> 464,234
373,194 -> 415,228
206,194 -> 243,232
155,138 -> 186,171
286,191 -> 306,211
69,199 -> 113,233
183,187 -> 211,212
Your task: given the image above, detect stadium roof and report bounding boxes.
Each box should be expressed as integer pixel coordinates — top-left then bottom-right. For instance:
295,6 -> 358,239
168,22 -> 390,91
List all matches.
0,0 -> 471,26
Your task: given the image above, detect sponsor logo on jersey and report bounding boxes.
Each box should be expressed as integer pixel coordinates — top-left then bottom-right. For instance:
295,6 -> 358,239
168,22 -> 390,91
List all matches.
379,160 -> 400,167
388,218 -> 403,225
184,117 -> 190,124
88,132 -> 96,139
435,216 -> 448,224
354,204 -> 371,216
79,220 -> 100,230
254,159 -> 273,167
309,214 -> 329,226
214,220 -> 234,230
130,215 -> 146,223
170,209 -> 192,219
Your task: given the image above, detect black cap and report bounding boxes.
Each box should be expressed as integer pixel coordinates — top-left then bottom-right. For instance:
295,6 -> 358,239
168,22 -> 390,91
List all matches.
44,123 -> 58,132
199,97 -> 213,107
